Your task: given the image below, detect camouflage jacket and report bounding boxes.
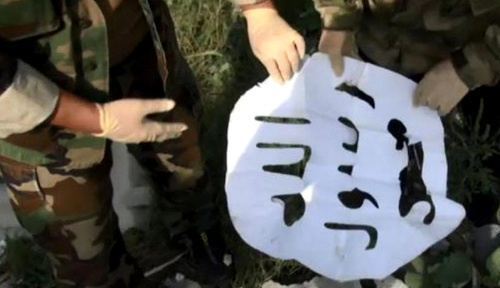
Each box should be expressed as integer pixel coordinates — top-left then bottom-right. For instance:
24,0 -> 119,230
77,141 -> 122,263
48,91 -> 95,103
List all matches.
0,0 -> 177,167
233,0 -> 500,88
313,0 -> 500,88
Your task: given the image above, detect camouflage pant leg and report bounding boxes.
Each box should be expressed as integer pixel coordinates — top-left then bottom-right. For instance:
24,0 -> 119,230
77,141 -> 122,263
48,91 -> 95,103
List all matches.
0,148 -> 144,287
111,36 -> 216,237
126,88 -> 217,239
127,102 -> 214,235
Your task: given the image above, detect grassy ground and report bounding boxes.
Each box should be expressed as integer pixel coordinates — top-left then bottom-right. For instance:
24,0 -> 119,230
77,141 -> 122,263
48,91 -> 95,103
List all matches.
2,0 -> 500,287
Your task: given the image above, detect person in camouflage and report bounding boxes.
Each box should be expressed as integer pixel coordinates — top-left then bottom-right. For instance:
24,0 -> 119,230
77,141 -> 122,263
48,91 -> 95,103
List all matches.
0,0 -> 242,287
236,0 -> 500,116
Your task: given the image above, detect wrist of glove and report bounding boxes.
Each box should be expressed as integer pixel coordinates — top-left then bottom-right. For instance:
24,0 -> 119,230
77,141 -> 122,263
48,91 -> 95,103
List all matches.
93,98 -> 187,143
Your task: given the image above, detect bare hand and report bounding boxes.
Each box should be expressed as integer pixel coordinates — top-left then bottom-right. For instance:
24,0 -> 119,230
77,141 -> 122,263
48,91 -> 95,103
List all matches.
245,8 -> 305,85
415,59 -> 469,115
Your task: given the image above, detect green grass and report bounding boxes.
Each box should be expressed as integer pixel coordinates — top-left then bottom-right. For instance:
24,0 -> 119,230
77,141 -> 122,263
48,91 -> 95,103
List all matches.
445,103 -> 500,204
2,236 -> 54,288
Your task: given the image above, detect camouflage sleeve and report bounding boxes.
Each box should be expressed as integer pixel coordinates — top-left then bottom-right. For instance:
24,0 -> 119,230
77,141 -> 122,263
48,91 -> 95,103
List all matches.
313,0 -> 363,30
0,57 -> 59,138
452,25 -> 500,89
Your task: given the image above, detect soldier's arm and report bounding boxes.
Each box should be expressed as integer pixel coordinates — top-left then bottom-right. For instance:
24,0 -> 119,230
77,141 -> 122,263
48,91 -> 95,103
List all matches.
49,90 -> 102,134
0,49 -> 101,138
451,24 -> 500,89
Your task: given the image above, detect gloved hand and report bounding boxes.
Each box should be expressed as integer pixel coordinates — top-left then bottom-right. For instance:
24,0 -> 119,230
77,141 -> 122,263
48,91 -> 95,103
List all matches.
318,30 -> 358,76
94,98 -> 187,143
414,59 -> 469,115
244,8 -> 305,85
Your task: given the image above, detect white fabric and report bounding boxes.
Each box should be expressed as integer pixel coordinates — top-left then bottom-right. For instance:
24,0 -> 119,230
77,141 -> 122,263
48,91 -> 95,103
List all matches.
110,143 -> 153,232
225,54 -> 465,281
0,60 -> 59,138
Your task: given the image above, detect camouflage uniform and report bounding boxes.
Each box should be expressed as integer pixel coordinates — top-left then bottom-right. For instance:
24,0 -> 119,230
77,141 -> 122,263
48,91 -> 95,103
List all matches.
313,0 -> 500,89
0,0 -> 216,287
235,0 -> 500,89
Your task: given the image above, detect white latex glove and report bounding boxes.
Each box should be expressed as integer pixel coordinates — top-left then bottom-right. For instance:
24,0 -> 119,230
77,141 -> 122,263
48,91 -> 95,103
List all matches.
94,98 -> 187,143
244,8 -> 306,85
415,59 -> 469,115
318,30 -> 358,76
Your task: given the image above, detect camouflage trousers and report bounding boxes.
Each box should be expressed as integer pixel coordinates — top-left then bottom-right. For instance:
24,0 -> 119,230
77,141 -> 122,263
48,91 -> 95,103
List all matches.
0,36 -> 211,287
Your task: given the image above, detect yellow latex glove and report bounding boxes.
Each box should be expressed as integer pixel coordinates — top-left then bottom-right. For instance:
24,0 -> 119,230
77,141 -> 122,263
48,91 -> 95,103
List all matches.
94,98 -> 187,143
318,30 -> 358,76
415,59 -> 469,115
244,8 -> 305,85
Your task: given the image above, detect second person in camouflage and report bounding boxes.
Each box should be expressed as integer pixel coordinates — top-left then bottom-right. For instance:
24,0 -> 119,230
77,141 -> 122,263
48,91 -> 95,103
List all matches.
234,0 -> 500,115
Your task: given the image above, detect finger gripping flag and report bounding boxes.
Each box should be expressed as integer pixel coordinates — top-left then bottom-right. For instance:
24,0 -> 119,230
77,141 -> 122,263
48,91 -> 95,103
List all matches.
225,54 -> 465,281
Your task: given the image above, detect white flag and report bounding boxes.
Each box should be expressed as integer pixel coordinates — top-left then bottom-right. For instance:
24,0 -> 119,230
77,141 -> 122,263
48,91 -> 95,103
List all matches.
225,54 -> 465,281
